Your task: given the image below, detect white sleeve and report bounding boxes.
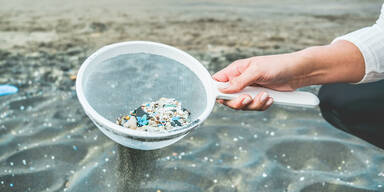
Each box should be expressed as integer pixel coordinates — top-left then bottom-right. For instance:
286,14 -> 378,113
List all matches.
333,4 -> 384,84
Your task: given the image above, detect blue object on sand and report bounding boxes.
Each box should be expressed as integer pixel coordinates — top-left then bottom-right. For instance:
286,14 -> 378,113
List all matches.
0,85 -> 18,96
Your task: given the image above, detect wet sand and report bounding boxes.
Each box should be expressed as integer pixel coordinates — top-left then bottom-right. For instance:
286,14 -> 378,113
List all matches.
0,0 -> 384,191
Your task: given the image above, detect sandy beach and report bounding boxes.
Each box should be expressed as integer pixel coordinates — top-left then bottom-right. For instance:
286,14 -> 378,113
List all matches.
0,0 -> 383,191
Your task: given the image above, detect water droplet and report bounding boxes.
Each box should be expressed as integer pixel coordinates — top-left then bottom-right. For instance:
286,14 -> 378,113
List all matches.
51,156 -> 55,160
262,173 -> 267,177
213,179 -> 217,183
9,162 -> 14,166
300,177 -> 305,181
22,160 -> 27,165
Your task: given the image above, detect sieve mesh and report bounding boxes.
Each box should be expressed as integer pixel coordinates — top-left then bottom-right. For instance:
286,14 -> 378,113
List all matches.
83,53 -> 207,128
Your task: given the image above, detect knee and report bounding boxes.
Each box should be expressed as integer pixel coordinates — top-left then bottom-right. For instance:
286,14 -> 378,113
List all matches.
319,84 -> 346,113
318,84 -> 356,131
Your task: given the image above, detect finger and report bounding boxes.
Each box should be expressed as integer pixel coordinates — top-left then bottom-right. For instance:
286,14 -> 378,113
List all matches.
212,70 -> 230,82
220,69 -> 255,94
261,97 -> 273,111
212,64 -> 236,82
222,94 -> 252,110
244,92 -> 269,111
212,59 -> 249,82
216,99 -> 224,104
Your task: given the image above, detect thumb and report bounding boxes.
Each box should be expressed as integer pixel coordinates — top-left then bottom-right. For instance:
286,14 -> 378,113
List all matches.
220,70 -> 255,94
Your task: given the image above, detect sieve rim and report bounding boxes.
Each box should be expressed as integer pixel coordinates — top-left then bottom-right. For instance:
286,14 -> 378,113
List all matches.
76,41 -> 216,139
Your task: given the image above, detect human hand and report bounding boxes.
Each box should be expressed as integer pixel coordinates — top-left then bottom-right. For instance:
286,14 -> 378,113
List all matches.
213,41 -> 365,111
213,53 -> 308,111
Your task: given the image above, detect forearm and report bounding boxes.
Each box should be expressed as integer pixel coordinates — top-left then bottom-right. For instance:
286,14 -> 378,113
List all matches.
292,40 -> 365,87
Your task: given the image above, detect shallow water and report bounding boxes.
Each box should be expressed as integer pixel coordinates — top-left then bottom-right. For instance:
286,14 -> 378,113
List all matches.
0,87 -> 384,191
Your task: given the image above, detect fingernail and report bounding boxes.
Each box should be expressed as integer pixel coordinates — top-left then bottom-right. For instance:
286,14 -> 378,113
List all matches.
266,98 -> 273,106
242,97 -> 252,105
260,92 -> 268,102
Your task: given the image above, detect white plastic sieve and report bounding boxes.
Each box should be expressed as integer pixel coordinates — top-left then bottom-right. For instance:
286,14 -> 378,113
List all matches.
76,41 -> 319,150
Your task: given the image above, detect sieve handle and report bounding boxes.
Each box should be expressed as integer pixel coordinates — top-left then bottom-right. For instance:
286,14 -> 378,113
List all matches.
214,81 -> 319,108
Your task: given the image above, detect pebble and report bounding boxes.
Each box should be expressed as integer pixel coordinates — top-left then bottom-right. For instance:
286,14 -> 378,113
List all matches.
123,116 -> 137,129
69,75 -> 77,81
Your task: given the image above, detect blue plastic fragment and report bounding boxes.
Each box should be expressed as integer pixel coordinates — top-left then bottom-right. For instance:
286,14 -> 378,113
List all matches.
0,85 -> 18,96
172,116 -> 180,121
137,114 -> 149,126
